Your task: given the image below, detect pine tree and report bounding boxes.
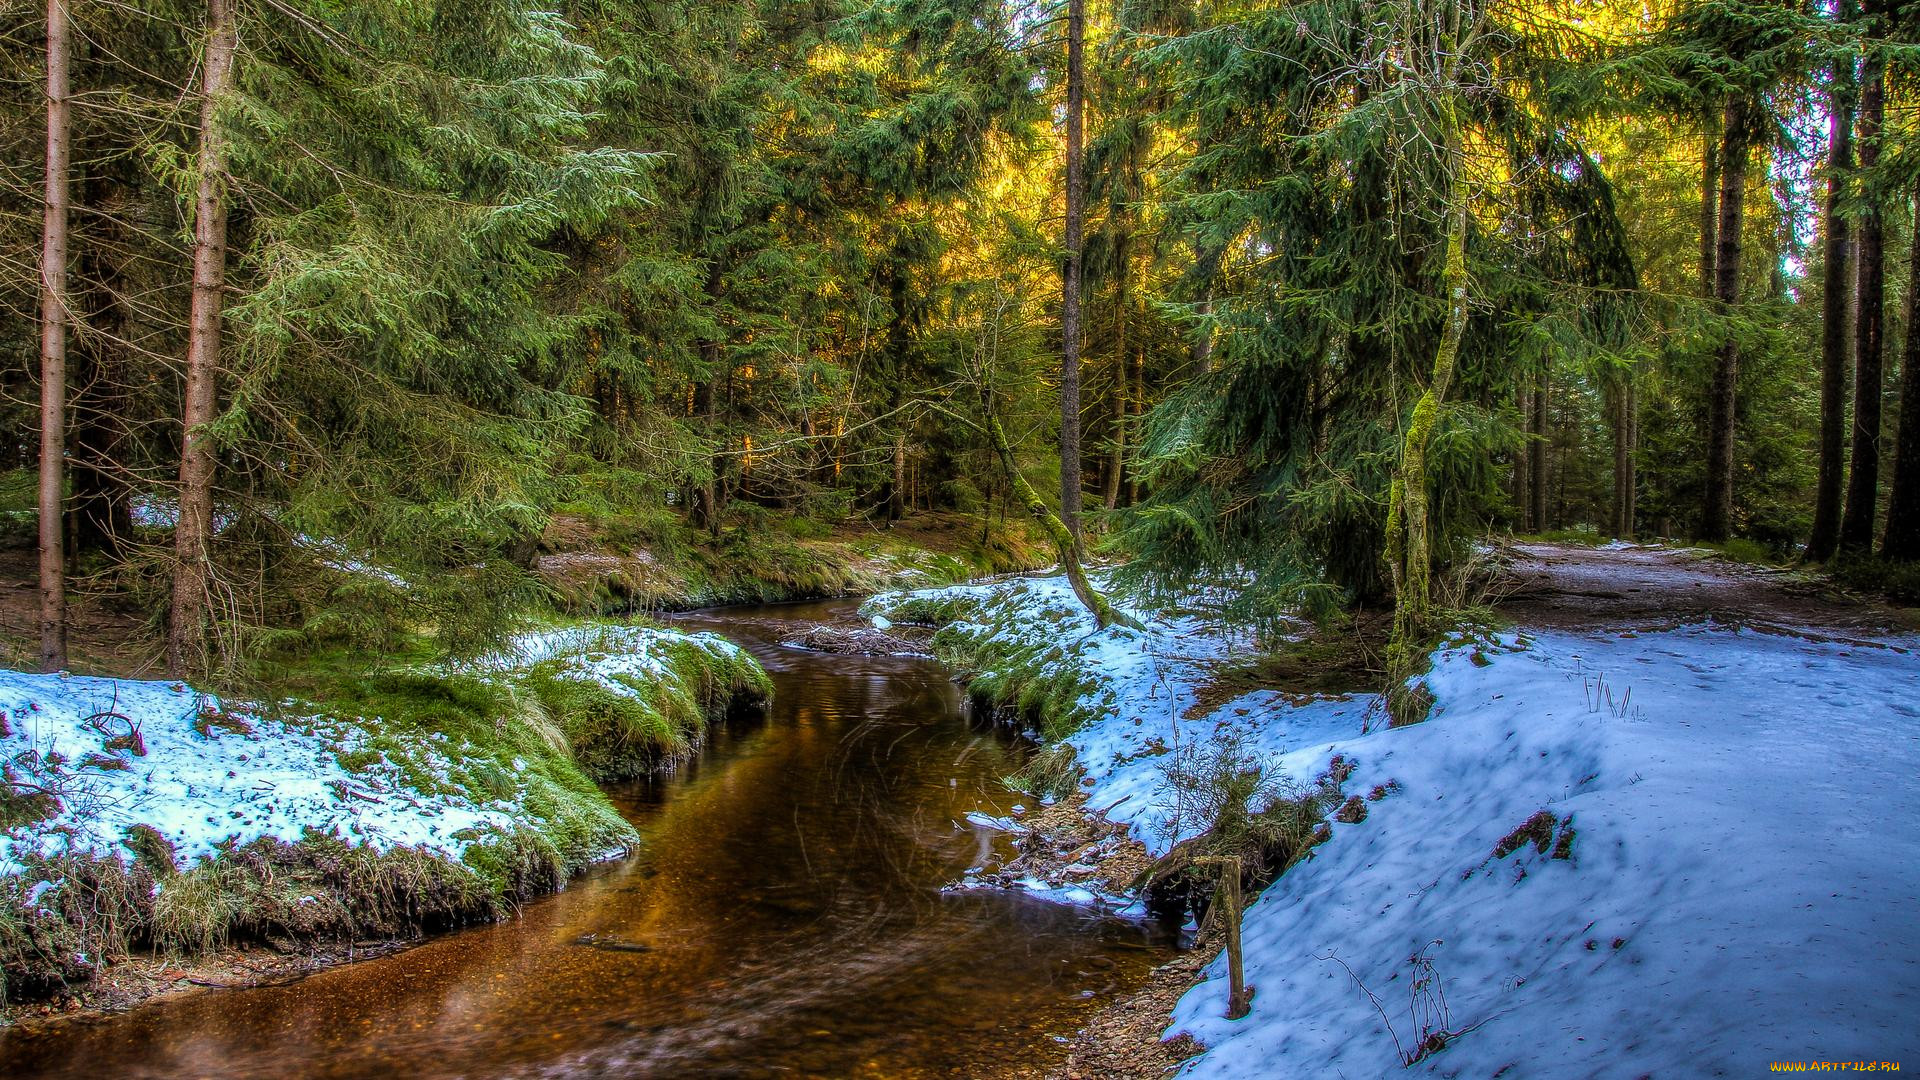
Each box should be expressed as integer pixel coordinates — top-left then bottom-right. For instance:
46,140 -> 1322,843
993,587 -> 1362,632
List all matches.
37,0 -> 71,673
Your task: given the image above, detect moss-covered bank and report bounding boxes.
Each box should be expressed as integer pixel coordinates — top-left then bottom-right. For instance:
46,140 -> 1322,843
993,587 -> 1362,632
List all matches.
0,622 -> 769,1011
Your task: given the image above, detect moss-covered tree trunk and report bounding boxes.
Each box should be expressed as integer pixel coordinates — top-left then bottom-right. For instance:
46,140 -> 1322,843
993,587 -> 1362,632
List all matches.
1388,153 -> 1471,667
982,403 -> 1139,632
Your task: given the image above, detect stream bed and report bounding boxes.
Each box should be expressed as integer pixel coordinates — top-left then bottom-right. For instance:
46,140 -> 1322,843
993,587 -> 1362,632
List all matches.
0,599 -> 1179,1078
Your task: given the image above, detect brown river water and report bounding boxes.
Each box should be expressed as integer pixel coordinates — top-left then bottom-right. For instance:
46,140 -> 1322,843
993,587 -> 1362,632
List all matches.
0,600 -> 1179,1078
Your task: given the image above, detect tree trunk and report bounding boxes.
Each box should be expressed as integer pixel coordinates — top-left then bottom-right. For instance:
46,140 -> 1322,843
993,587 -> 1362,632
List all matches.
1128,335 -> 1144,506
1881,190 -> 1920,560
984,402 -> 1138,632
1059,0 -> 1086,546
1808,57 -> 1857,562
1699,109 -> 1721,302
1388,145 -> 1470,655
1512,382 -> 1531,530
1840,62 -> 1885,554
1529,361 -> 1548,532
691,260 -> 727,538
1104,236 -> 1130,511
38,0 -> 71,673
1611,377 -> 1635,539
1701,97 -> 1750,542
168,0 -> 236,678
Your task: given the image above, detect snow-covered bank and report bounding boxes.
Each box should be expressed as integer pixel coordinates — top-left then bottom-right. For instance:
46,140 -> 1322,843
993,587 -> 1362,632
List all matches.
0,620 -> 769,1003
0,673 -> 523,878
871,573 -> 1920,1075
1174,625 -> 1920,1076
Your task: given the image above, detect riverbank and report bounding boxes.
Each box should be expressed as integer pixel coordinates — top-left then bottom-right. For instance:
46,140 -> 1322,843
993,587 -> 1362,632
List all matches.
868,544 -> 1920,1076
0,623 -> 768,1023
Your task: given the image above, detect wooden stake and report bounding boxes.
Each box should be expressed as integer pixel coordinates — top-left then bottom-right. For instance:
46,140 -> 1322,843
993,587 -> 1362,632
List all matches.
1193,855 -> 1252,1019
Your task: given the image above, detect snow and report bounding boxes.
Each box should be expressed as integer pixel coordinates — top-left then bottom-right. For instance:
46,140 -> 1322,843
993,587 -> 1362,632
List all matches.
0,623 -> 747,883
877,572 -> 1920,1074
1171,625 -> 1920,1076
869,574 -> 1309,856
0,672 -> 515,877
493,623 -> 751,689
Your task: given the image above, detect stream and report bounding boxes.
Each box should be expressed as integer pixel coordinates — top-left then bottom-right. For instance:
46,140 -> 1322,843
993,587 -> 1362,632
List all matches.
0,599 -> 1179,1078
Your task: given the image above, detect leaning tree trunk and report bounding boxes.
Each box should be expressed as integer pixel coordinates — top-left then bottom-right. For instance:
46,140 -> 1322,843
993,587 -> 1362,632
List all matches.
38,0 -> 71,673
167,0 -> 236,678
983,400 -> 1139,632
1701,97 -> 1750,542
1059,0 -> 1087,547
1881,190 -> 1920,560
1840,61 -> 1886,555
1808,57 -> 1857,563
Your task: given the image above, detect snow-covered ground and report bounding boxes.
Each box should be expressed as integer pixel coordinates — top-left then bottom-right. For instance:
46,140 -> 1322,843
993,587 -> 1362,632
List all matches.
871,573 -> 1920,1075
0,673 -> 516,877
0,624 -> 758,883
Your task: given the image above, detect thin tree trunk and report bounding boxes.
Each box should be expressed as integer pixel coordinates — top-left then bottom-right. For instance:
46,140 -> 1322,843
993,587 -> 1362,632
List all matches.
1611,377 -> 1635,539
1193,290 -> 1214,374
1881,191 -> 1920,560
168,0 -> 236,678
1699,109 -> 1721,302
1104,239 -> 1129,511
1701,97 -> 1750,542
1512,383 -> 1531,530
984,401 -> 1139,632
1808,56 -> 1857,562
1128,334 -> 1143,506
1529,361 -> 1548,532
1059,0 -> 1086,546
38,0 -> 71,673
1840,62 -> 1885,554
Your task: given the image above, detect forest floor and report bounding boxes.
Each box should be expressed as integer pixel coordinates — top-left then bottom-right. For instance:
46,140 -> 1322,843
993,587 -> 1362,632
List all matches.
0,546 -> 156,677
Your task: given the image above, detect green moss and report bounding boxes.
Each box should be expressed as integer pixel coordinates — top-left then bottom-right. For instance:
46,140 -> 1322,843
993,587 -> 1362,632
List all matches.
518,638 -> 771,782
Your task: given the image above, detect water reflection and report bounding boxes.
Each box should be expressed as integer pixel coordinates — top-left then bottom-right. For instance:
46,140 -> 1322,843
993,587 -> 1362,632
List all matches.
0,601 -> 1177,1078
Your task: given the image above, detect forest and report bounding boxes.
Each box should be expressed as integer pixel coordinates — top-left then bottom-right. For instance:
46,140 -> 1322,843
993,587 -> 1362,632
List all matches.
4,0 -> 1914,680
1,0 -> 1918,1076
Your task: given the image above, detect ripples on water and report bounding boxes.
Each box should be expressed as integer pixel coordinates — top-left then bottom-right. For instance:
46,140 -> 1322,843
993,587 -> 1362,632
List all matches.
1,600 -> 1179,1078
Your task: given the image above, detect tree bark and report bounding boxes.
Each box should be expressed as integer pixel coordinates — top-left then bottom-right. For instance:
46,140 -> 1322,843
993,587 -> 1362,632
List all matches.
1611,377 -> 1635,539
1701,97 -> 1750,542
984,403 -> 1139,632
168,0 -> 237,678
1529,361 -> 1548,532
1840,61 -> 1885,554
1059,0 -> 1087,545
1699,109 -> 1721,302
1388,156 -> 1470,650
1104,235 -> 1130,511
1512,382 -> 1531,530
38,0 -> 72,673
1881,191 -> 1920,560
1808,57 -> 1857,562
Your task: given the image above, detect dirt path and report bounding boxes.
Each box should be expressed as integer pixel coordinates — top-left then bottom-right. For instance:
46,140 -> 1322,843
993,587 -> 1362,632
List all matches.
1491,541 -> 1914,639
